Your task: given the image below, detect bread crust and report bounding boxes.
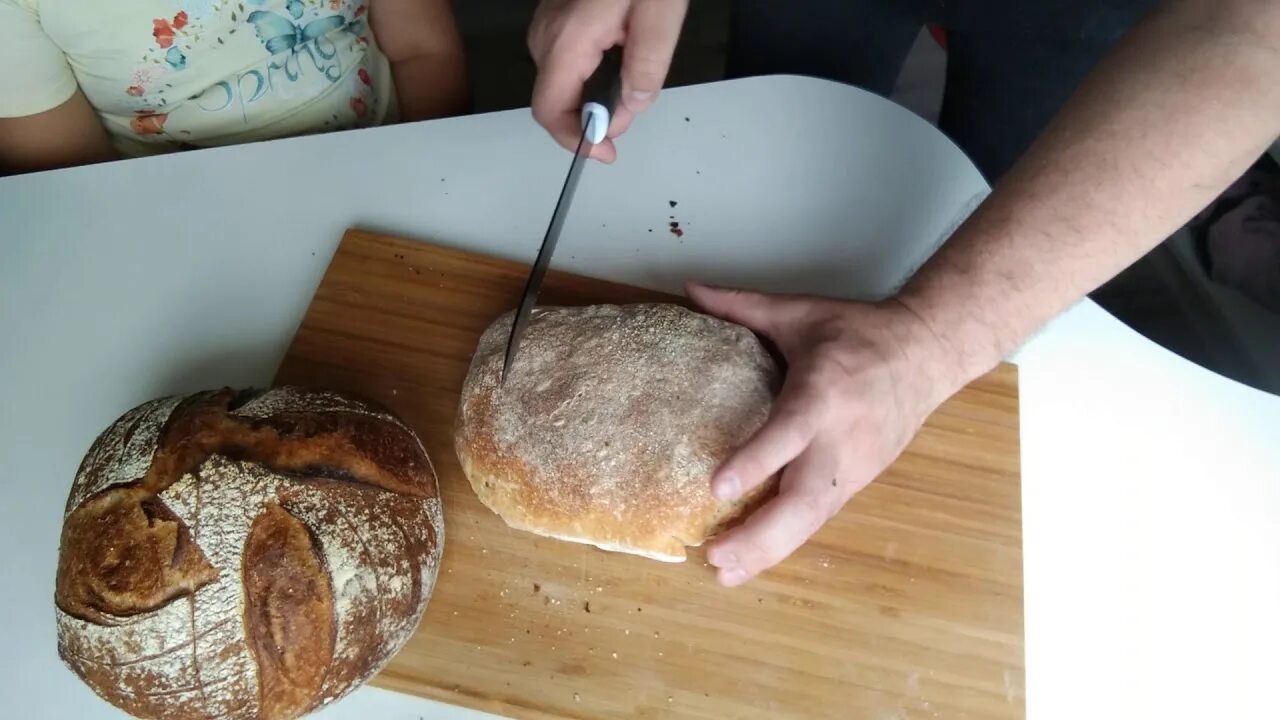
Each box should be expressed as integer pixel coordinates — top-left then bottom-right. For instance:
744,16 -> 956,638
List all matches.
55,387 -> 443,720
456,304 -> 779,561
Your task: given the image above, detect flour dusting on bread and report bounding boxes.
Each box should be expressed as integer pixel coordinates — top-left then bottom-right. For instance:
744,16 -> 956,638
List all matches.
456,304 -> 778,561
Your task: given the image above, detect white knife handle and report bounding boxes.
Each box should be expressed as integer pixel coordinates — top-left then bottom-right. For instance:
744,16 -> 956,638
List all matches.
580,103 -> 611,145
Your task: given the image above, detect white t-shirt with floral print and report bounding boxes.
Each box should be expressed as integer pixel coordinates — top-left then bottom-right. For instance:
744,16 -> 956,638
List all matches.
0,0 -> 394,157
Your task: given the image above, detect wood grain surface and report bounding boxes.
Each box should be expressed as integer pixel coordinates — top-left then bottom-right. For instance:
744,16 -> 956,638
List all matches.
275,229 -> 1025,720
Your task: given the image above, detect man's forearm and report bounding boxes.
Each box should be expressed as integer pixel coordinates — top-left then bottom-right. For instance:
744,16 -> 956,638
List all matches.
899,0 -> 1280,381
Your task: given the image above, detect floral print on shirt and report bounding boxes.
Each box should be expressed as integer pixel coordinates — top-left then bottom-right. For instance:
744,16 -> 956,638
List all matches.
123,0 -> 376,139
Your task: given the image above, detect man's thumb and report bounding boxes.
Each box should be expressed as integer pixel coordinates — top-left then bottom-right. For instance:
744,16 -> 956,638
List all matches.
686,281 -> 781,336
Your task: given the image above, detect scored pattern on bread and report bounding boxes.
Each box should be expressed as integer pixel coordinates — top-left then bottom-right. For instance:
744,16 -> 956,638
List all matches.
67,395 -> 185,513
243,503 -> 335,720
55,485 -> 220,626
55,388 -> 443,720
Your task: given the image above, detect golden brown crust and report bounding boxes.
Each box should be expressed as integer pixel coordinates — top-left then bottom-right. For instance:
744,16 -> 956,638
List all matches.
55,486 -> 219,625
268,475 -> 440,705
243,504 -> 335,720
456,304 -> 778,561
138,389 -> 436,501
55,387 -> 444,720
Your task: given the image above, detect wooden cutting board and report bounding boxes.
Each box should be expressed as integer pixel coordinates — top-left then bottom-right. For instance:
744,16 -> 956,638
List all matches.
275,229 -> 1024,720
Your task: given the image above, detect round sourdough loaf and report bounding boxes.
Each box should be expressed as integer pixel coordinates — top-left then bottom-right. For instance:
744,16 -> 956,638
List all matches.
55,387 -> 444,720
455,304 -> 779,562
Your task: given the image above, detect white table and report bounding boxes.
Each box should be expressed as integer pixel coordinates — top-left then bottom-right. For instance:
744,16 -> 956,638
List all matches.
2,76 -> 1277,720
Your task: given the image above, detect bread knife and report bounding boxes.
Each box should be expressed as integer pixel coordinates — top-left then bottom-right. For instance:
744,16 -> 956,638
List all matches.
501,48 -> 622,384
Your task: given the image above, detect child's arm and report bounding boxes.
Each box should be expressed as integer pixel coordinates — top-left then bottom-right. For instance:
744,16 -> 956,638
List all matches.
0,90 -> 116,175
371,0 -> 469,122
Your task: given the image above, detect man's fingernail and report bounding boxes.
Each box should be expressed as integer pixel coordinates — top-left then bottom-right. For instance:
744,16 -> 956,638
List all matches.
625,90 -> 653,106
720,567 -> 748,586
712,474 -> 741,501
707,550 -> 736,568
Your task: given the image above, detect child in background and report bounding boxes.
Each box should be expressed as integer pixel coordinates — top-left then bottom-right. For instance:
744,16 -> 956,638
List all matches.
0,0 -> 467,173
